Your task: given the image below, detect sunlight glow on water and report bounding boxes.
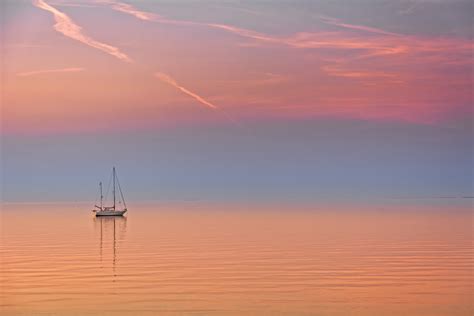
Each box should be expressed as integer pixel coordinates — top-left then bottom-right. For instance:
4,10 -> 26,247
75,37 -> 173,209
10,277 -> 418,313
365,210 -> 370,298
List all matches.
0,202 -> 472,315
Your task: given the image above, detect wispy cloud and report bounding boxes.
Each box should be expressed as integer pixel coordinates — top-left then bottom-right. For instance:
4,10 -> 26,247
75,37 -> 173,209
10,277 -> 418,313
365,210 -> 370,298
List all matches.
205,23 -> 278,43
154,73 -> 245,127
32,0 -> 132,62
318,16 -> 401,37
154,73 -> 218,110
100,0 -> 473,66
97,0 -> 158,21
47,1 -> 100,8
32,1 -> 220,116
17,67 -> 84,77
321,65 -> 396,79
99,0 -> 408,58
30,0 -> 470,125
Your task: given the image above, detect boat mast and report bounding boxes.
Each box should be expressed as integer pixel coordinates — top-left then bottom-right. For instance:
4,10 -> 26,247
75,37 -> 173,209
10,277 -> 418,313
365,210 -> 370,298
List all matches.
116,173 -> 127,210
113,167 -> 116,210
99,182 -> 103,210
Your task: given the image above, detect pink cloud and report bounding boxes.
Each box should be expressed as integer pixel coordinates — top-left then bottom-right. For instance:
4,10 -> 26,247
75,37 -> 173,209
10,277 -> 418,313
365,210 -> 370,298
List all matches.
97,0 -> 158,21
321,65 -> 396,79
155,72 -> 218,110
33,0 -> 132,62
23,0 -> 473,129
17,67 -> 84,77
318,15 -> 402,37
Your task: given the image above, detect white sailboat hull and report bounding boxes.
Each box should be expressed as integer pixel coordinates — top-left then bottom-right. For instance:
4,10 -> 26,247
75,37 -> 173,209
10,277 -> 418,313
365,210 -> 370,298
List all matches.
95,209 -> 127,216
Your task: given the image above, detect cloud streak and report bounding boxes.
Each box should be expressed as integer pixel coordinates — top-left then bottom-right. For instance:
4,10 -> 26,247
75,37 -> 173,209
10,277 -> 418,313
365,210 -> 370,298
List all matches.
101,0 -> 472,64
318,16 -> 401,37
27,0 -> 470,126
32,0 -> 132,62
321,65 -> 396,79
154,72 -> 245,127
33,1 -> 221,112
33,1 -> 222,111
98,0 -> 157,21
17,67 -> 84,77
99,1 -> 401,55
154,72 -> 218,110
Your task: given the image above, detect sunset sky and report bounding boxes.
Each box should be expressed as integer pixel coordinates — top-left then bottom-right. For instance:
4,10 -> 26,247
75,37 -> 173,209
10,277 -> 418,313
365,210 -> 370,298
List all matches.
1,0 -> 472,202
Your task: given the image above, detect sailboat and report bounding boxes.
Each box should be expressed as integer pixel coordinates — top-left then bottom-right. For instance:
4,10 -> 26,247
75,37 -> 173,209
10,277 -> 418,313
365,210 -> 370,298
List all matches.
92,167 -> 128,216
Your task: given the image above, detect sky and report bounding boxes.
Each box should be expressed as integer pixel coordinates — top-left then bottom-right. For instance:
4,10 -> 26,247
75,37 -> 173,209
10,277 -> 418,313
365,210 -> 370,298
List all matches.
1,0 -> 473,203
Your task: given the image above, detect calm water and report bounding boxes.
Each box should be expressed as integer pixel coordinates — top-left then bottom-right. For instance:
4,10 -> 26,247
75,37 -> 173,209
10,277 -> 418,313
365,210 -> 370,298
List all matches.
0,202 -> 472,315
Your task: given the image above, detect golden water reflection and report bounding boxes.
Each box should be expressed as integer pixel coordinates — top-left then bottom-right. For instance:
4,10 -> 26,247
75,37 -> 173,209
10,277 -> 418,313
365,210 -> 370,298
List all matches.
0,202 -> 472,315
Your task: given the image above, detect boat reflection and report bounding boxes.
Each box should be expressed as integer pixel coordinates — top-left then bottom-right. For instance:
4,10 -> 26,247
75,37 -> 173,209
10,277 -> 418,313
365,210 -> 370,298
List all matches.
94,216 -> 127,276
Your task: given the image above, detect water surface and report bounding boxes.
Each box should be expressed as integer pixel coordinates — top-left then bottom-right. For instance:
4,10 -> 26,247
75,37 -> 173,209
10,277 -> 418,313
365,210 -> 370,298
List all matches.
1,202 -> 472,315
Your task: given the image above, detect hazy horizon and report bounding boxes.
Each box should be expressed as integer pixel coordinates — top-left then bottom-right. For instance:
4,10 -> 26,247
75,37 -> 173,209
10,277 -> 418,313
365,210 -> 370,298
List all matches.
2,117 -> 472,203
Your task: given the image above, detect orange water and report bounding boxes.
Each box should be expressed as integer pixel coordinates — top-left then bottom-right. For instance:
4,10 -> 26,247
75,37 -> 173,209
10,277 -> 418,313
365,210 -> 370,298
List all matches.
1,202 -> 472,315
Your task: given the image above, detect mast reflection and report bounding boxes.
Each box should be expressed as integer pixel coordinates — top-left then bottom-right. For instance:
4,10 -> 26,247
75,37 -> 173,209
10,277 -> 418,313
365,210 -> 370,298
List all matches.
94,216 -> 127,275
